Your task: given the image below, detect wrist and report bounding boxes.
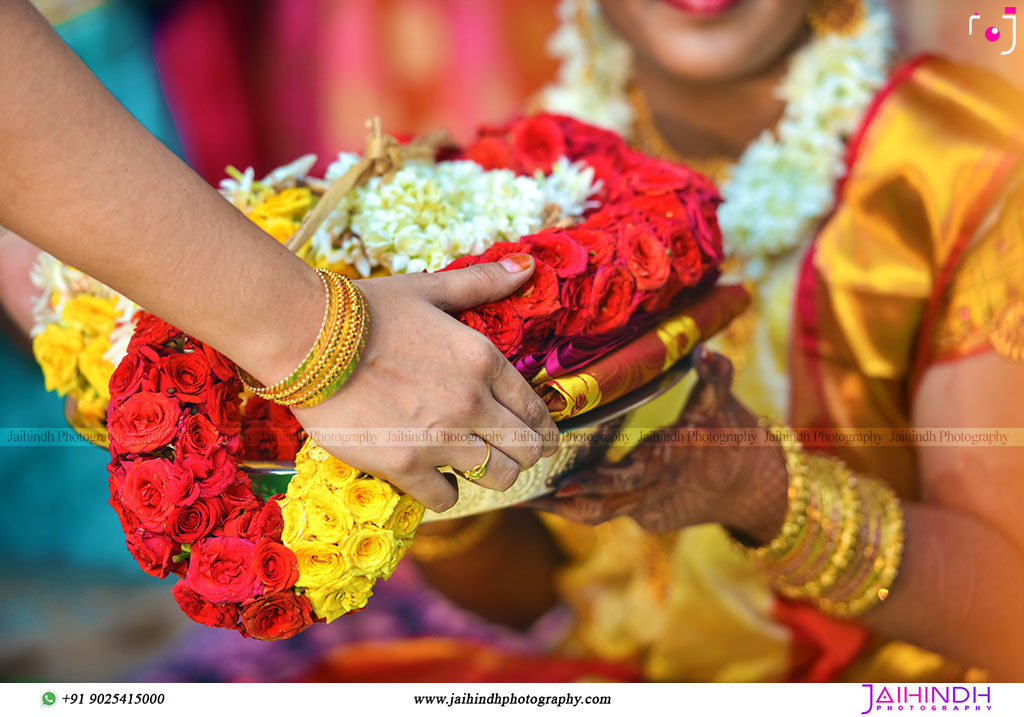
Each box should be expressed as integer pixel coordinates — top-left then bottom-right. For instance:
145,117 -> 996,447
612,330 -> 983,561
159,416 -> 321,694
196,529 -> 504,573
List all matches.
723,443 -> 790,546
236,262 -> 326,386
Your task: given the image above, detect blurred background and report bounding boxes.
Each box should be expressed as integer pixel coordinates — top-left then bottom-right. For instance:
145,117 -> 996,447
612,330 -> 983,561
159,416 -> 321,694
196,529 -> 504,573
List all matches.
1,0 -> 1022,682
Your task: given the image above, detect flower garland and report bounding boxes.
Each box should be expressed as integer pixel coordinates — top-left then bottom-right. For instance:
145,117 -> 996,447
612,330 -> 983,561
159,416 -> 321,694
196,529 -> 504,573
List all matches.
107,311 -> 410,639
30,253 -> 138,427
108,114 -> 729,637
220,149 -> 602,278
538,0 -> 894,278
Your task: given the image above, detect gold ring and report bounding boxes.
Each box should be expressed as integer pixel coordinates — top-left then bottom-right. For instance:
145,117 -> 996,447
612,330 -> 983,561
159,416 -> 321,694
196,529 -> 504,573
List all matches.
463,443 -> 491,482
435,443 -> 492,482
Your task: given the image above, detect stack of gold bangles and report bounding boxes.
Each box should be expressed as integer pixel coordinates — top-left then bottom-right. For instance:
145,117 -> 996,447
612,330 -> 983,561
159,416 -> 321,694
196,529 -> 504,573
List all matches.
239,269 -> 368,408
745,426 -> 905,619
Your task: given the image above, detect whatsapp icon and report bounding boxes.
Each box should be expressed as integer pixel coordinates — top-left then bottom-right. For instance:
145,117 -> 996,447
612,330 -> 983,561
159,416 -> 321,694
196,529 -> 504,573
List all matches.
42,692 -> 56,706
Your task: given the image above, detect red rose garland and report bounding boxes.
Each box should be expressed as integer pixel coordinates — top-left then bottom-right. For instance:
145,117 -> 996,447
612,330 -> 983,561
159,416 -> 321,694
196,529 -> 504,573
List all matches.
447,115 -> 723,365
107,114 -> 725,638
107,314 -> 308,640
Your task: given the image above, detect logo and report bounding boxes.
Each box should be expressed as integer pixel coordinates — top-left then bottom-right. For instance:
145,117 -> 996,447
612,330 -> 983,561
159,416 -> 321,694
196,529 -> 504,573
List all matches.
41,692 -> 56,707
970,7 -> 1017,55
861,684 -> 993,713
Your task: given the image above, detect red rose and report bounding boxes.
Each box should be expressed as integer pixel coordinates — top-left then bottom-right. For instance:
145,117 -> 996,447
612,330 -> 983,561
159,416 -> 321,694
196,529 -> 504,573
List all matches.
159,351 -> 211,402
556,274 -> 596,337
524,232 -> 589,279
172,581 -> 239,629
108,391 -> 181,453
126,531 -> 180,579
616,224 -> 671,291
178,447 -> 238,498
129,313 -> 180,349
459,303 -> 524,358
220,508 -> 259,539
201,343 -> 238,382
440,254 -> 485,273
587,265 -> 638,335
509,116 -> 566,174
240,591 -> 313,641
206,381 -> 242,436
480,242 -> 528,263
254,538 -> 298,592
179,413 -> 221,457
241,420 -> 302,461
109,495 -> 139,536
464,136 -> 516,171
666,224 -> 705,286
185,536 -> 261,603
121,458 -> 198,531
508,260 -> 560,320
253,498 -> 285,541
109,346 -> 159,397
220,475 -> 262,513
167,497 -> 223,544
570,228 -> 616,267
641,274 -> 686,314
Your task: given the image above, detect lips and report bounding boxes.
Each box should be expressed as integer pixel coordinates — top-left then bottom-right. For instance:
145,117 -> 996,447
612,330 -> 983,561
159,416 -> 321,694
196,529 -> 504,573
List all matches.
659,0 -> 741,16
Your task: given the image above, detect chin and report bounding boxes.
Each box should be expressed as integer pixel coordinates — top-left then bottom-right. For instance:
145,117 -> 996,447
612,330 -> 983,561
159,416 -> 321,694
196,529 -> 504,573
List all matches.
600,0 -> 811,82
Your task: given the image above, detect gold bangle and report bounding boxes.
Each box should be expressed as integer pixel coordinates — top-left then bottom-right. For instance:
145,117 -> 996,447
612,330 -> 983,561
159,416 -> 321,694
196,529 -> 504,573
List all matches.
743,430 -> 905,619
238,269 -> 369,409
409,512 -> 501,562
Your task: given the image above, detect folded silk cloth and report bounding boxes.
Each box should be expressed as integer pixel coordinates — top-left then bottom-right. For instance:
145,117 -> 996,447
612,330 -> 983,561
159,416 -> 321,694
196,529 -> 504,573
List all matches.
537,284 -> 750,421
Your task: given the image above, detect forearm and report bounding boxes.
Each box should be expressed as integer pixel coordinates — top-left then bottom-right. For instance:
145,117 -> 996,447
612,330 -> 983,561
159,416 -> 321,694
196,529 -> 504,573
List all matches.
863,503 -> 1024,677
0,0 -> 318,383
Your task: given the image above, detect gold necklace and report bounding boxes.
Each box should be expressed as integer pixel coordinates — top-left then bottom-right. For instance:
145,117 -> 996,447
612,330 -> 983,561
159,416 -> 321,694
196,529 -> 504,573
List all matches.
628,84 -> 734,184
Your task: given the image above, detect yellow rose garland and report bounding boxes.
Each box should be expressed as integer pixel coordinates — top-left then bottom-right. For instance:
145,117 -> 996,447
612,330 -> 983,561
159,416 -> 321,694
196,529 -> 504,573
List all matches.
281,438 -> 424,623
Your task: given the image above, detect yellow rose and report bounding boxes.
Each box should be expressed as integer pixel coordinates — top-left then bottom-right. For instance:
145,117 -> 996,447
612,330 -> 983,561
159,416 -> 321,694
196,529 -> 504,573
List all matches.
285,465 -> 323,499
292,540 -> 351,589
299,440 -> 333,464
343,526 -> 398,577
302,487 -> 354,543
317,458 -> 362,491
385,496 -> 425,540
74,387 -> 108,428
341,478 -> 399,525
248,214 -> 299,244
252,187 -> 312,219
61,295 -> 119,338
305,575 -> 374,623
279,497 -> 309,545
79,337 -> 114,400
33,324 -> 83,396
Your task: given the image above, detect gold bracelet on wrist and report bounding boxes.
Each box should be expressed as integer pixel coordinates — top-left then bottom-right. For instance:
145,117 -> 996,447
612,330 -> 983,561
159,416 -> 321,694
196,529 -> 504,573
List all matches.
741,431 -> 905,619
238,269 -> 369,409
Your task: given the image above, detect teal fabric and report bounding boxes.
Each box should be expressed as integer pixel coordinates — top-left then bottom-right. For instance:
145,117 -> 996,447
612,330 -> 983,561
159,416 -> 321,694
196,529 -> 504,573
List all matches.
1,1 -> 182,575
54,0 -> 183,158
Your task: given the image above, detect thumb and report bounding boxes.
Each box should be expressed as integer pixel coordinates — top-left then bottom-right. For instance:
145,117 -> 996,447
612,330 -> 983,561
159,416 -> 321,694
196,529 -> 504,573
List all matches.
679,345 -> 734,422
421,254 -> 535,312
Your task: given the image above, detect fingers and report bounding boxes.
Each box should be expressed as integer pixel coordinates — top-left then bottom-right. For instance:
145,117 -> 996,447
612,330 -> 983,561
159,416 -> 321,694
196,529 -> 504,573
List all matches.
680,345 -> 735,423
530,490 -> 645,526
490,357 -> 560,457
418,255 -> 535,312
554,459 -> 655,498
437,435 -> 522,494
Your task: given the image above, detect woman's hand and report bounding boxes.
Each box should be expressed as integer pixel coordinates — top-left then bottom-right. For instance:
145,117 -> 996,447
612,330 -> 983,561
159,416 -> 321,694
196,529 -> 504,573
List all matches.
291,255 -> 560,513
532,347 -> 788,541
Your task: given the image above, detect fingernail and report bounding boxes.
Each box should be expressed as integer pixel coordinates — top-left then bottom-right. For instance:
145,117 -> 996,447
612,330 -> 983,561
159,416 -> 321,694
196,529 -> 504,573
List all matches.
499,253 -> 533,273
555,484 -> 582,498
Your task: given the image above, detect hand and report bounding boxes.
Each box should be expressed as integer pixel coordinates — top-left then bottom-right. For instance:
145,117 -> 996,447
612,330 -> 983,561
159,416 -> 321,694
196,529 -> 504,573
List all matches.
531,347 -> 788,541
292,255 -> 560,513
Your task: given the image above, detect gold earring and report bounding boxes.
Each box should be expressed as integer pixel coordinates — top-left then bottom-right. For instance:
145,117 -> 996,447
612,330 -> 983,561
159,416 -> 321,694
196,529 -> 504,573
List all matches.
807,0 -> 866,37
